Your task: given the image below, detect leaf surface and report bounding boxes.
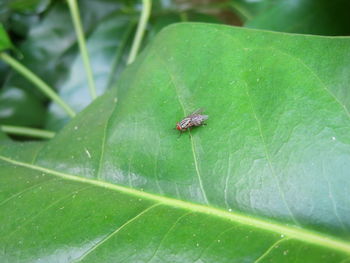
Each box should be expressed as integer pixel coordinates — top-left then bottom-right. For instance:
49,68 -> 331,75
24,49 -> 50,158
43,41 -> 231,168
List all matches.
1,23 -> 350,262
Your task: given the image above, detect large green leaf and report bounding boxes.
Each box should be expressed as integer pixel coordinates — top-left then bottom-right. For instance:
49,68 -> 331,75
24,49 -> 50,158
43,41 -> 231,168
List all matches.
1,23 -> 350,261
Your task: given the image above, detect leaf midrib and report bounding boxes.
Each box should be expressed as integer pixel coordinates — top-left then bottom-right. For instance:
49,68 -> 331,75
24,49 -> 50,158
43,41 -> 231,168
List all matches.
154,53 -> 209,204
1,155 -> 350,254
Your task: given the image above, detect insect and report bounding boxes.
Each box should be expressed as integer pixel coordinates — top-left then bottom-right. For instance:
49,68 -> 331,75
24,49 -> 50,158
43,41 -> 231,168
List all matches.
176,109 -> 208,133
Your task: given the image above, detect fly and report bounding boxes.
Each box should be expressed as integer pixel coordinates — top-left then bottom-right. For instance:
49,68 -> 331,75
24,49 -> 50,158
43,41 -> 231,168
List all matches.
176,109 -> 208,133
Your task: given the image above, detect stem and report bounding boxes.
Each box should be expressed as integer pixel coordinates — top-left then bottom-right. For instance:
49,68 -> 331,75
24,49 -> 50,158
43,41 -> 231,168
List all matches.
67,0 -> 97,100
1,125 -> 55,139
230,2 -> 253,21
0,52 -> 76,118
127,0 -> 152,64
179,12 -> 189,22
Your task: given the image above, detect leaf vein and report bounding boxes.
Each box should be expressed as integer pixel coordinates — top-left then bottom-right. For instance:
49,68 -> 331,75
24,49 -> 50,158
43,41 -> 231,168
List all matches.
254,237 -> 289,263
146,211 -> 192,263
1,155 -> 350,254
96,97 -> 118,180
4,186 -> 91,240
0,178 -> 58,207
74,203 -> 161,262
154,54 -> 209,204
243,81 -> 300,226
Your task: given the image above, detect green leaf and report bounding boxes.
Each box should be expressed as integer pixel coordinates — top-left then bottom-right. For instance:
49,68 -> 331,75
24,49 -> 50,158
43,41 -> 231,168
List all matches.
5,0 -> 50,13
1,1 -> 137,129
0,23 -> 13,51
4,0 -> 130,96
0,0 -> 51,40
244,0 -> 350,35
0,86 -> 45,127
230,0 -> 278,21
1,23 -> 350,261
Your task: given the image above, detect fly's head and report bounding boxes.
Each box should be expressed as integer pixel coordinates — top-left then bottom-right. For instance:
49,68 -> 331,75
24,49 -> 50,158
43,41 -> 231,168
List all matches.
176,123 -> 183,131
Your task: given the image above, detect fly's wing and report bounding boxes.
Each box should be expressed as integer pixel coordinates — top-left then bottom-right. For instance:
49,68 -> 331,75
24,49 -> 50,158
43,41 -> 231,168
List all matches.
200,114 -> 208,121
187,108 -> 208,126
190,114 -> 208,126
187,108 -> 204,118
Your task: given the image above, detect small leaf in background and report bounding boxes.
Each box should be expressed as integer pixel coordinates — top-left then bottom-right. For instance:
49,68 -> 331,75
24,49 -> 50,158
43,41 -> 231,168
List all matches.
0,86 -> 45,127
0,24 -> 13,86
0,23 -> 13,51
2,0 -> 51,14
230,0 -> 279,22
241,0 -> 350,35
0,0 -> 51,39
